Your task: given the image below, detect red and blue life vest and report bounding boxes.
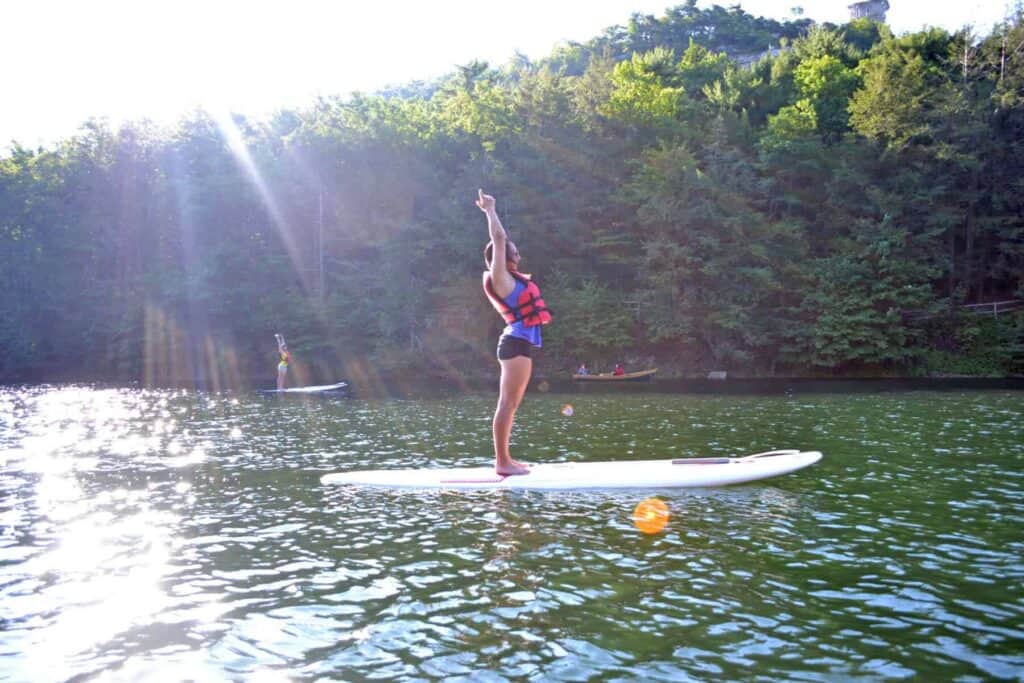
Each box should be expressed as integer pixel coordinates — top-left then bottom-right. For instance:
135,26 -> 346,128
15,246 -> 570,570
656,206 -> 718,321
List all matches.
482,270 -> 552,327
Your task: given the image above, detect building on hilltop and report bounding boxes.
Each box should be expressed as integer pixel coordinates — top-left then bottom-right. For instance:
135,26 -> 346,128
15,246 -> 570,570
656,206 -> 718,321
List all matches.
848,0 -> 890,23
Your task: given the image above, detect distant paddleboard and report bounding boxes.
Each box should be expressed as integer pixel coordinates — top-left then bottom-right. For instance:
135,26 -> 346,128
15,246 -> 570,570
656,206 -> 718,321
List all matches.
321,449 -> 822,490
261,381 -> 348,394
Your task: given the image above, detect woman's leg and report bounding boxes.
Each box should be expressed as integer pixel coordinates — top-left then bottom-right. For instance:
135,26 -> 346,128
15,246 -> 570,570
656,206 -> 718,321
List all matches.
494,355 -> 532,475
277,366 -> 286,390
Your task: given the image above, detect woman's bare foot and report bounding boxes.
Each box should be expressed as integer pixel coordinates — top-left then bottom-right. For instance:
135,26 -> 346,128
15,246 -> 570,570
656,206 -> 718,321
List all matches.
496,459 -> 530,476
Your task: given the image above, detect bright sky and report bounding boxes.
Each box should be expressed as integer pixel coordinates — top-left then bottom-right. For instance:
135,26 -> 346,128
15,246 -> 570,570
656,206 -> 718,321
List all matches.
1,0 -> 1012,150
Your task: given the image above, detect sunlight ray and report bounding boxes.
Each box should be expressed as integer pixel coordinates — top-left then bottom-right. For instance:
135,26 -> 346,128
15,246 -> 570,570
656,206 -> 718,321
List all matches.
210,109 -> 312,294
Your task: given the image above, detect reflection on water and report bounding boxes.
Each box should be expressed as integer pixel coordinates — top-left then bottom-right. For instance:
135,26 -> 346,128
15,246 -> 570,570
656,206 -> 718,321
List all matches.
1,386 -> 1023,680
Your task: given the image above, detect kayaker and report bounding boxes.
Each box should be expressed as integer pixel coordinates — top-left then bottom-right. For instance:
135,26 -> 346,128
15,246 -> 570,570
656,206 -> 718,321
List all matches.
479,189 -> 552,476
275,333 -> 290,390
613,363 -> 625,376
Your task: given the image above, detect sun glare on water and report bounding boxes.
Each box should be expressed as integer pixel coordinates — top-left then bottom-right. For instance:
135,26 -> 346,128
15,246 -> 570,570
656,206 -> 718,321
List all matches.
3,387 -> 209,680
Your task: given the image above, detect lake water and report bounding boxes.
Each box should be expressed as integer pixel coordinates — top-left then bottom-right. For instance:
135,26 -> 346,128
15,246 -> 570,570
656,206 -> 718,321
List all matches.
1,386 -> 1022,681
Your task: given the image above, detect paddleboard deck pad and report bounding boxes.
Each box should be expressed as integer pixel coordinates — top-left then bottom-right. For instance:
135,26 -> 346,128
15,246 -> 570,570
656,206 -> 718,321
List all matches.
261,381 -> 347,394
321,449 -> 822,490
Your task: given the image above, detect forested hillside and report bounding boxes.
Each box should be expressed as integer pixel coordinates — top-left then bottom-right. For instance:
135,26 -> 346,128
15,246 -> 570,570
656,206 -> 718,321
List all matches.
2,1 -> 1022,386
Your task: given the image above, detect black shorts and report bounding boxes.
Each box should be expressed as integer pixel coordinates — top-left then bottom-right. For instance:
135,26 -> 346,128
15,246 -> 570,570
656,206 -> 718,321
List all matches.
496,335 -> 533,360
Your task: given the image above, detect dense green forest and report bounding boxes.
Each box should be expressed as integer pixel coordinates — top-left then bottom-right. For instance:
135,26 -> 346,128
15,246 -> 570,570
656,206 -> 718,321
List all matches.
2,1 -> 1023,387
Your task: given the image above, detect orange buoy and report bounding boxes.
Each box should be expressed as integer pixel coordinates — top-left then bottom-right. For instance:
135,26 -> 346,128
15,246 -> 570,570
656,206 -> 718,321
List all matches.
632,497 -> 670,534
561,403 -> 574,417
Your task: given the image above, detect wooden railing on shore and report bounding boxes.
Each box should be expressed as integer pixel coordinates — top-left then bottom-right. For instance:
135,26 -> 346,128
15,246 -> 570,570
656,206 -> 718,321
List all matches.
960,300 -> 1024,318
906,299 -> 1023,320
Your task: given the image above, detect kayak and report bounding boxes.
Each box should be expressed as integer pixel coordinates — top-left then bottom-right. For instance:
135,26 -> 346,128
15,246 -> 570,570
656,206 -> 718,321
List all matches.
573,368 -> 657,381
321,449 -> 822,490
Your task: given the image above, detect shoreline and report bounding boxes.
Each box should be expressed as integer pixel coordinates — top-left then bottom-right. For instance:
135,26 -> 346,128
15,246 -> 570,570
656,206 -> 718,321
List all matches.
5,375 -> 1024,397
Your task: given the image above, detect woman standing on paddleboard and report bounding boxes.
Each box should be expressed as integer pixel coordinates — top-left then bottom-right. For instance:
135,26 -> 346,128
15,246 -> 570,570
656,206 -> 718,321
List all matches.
275,333 -> 290,391
478,189 -> 552,475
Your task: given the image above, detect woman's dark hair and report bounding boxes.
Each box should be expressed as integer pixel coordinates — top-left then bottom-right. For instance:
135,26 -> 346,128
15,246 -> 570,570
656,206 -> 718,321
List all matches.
483,240 -> 516,268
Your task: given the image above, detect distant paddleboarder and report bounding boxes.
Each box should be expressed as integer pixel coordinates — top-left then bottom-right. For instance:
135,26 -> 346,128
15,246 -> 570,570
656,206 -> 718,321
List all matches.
275,333 -> 291,390
478,189 -> 552,475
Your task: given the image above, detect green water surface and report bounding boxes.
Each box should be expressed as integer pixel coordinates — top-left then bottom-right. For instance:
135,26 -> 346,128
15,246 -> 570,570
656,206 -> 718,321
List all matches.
1,387 -> 1022,681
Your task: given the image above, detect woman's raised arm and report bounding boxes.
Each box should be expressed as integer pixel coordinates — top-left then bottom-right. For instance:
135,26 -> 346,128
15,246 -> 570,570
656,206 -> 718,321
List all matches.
477,189 -> 515,297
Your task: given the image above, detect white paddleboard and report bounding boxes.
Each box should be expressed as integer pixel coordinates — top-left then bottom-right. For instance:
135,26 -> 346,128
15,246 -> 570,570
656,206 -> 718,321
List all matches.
321,449 -> 822,490
262,381 -> 348,394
